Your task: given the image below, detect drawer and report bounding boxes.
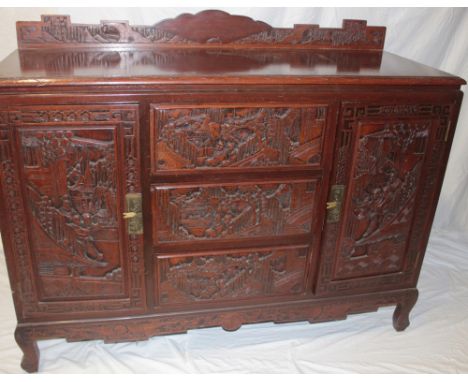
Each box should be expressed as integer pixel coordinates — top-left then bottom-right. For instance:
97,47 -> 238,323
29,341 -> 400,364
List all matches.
150,104 -> 327,173
155,245 -> 309,306
152,179 -> 318,244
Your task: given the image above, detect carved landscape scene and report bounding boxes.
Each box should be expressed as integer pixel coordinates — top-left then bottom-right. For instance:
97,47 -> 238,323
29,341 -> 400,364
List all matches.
153,106 -> 326,171
334,120 -> 430,279
154,181 -> 317,243
157,246 -> 309,305
19,126 -> 125,300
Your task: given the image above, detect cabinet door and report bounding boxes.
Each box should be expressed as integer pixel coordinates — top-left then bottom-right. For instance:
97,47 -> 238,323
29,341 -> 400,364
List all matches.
316,100 -> 459,295
0,105 -> 145,319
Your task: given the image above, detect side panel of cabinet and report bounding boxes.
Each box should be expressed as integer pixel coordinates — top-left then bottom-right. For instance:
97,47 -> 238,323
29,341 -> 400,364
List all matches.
317,99 -> 461,295
0,105 -> 146,319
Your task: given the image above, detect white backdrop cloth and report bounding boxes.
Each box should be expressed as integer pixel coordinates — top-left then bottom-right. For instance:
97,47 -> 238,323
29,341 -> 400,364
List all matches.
0,7 -> 467,373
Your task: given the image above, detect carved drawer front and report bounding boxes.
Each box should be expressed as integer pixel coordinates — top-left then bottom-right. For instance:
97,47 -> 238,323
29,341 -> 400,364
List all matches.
152,179 -> 317,244
0,105 -> 145,318
317,102 -> 456,294
150,105 -> 327,173
156,245 -> 309,306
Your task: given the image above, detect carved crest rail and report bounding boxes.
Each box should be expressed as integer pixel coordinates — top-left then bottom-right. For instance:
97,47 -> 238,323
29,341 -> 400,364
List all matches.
17,10 -> 386,51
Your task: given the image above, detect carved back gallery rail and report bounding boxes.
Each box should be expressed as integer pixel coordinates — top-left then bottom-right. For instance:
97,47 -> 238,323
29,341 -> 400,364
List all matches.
0,9 -> 465,373
16,10 -> 386,50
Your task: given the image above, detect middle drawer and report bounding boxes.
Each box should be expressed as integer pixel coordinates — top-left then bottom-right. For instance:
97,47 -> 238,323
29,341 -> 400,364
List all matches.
152,179 -> 318,245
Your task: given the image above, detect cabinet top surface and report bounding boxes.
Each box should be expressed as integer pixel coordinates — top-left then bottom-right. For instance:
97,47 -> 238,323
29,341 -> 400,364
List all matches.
0,49 -> 464,88
0,10 -> 464,88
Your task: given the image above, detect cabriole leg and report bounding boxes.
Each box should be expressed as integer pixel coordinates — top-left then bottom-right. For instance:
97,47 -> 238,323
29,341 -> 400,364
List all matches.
14,327 -> 39,373
393,289 -> 419,332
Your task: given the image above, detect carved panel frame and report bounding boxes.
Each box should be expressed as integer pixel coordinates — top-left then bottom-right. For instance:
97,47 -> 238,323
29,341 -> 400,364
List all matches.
316,100 -> 458,296
0,105 -> 146,319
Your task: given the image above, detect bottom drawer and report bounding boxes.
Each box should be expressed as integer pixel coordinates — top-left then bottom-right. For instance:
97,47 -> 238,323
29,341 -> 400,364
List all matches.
155,245 -> 310,306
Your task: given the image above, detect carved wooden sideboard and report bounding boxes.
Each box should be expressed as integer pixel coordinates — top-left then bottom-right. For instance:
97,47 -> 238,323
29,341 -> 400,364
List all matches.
0,10 -> 465,372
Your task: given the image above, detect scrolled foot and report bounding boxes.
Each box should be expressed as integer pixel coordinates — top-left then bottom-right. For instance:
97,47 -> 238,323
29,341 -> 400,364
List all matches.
393,289 -> 419,332
14,327 -> 39,373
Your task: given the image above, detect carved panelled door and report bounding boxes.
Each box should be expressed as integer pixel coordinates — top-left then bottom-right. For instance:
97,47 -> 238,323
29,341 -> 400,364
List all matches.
316,101 -> 456,295
0,105 -> 145,319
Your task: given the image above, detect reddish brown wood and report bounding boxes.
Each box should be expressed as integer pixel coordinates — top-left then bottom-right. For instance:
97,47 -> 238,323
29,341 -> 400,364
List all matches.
17,48 -> 384,75
14,328 -> 39,373
156,245 -> 309,306
316,101 -> 460,296
0,49 -> 464,89
153,180 -> 317,244
17,11 -> 385,51
0,105 -> 146,319
334,115 -> 431,279
0,10 -> 465,373
150,105 -> 326,172
393,289 -> 419,331
14,288 -> 417,372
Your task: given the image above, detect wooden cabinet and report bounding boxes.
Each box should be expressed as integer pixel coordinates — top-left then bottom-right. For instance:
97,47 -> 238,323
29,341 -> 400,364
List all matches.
0,11 -> 465,372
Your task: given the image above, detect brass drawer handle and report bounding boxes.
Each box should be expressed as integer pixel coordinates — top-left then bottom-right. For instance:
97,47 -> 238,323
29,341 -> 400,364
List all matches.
326,185 -> 345,223
123,211 -> 137,219
124,193 -> 143,234
326,201 -> 337,210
